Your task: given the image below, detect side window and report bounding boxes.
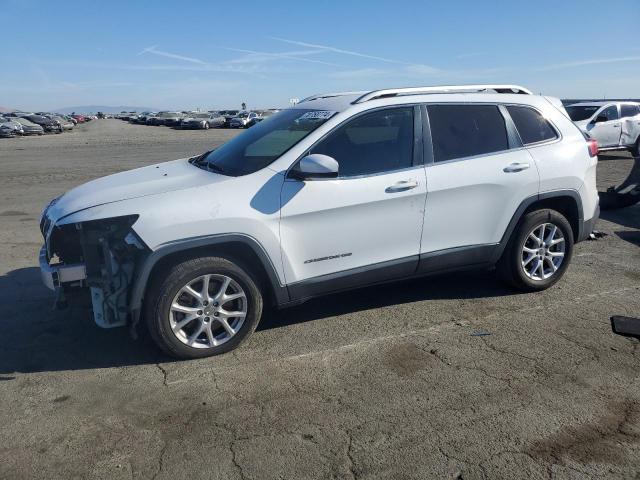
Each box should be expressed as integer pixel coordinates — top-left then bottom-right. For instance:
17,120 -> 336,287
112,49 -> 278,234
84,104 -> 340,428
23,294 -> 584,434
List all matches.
506,105 -> 558,145
621,104 -> 640,118
427,104 -> 508,162
599,105 -> 620,121
311,107 -> 414,177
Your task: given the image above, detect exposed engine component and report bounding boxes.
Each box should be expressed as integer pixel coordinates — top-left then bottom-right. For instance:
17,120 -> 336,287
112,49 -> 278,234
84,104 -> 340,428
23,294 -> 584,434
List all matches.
47,215 -> 147,328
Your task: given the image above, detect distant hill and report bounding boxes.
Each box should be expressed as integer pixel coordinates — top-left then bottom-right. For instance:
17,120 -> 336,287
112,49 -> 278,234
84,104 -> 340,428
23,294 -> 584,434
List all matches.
53,105 -> 159,114
0,106 -> 14,113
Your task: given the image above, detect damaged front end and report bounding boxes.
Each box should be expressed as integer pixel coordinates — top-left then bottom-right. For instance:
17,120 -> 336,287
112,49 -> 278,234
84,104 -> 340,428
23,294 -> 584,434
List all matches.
40,214 -> 149,328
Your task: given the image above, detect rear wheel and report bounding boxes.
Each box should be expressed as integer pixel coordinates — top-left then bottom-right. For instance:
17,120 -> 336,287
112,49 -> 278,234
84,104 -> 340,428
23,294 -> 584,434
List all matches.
498,209 -> 574,291
145,256 -> 263,359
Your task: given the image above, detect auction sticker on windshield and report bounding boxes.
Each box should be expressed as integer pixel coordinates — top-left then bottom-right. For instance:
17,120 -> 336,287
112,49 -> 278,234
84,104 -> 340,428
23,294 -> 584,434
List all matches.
299,111 -> 336,120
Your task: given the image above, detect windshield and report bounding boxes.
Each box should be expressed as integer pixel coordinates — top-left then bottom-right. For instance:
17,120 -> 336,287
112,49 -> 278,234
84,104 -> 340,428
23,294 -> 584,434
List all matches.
201,109 -> 336,176
566,105 -> 600,121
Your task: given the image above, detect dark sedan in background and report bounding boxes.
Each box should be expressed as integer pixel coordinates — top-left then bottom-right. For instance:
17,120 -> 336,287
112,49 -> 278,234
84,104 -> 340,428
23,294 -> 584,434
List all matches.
25,115 -> 62,133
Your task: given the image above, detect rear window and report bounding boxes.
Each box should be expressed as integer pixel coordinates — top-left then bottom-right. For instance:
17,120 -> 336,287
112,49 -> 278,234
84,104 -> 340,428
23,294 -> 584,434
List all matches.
621,104 -> 640,118
427,104 -> 508,162
566,105 -> 599,121
506,106 -> 558,145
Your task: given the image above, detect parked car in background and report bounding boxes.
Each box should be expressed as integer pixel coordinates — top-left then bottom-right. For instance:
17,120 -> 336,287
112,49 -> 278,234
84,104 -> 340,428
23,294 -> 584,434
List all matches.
219,110 -> 239,128
247,109 -> 278,127
118,112 -> 137,121
0,117 -> 25,135
24,114 -> 62,133
130,112 -> 154,124
0,124 -> 15,137
229,111 -> 259,128
179,112 -> 226,129
52,115 -> 74,131
566,101 -> 640,156
148,111 -> 183,126
12,117 -> 44,135
72,114 -> 86,123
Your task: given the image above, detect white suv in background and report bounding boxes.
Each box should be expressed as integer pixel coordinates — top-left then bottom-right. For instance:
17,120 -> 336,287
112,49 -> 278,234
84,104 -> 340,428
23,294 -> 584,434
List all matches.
39,84 -> 599,359
566,101 -> 640,156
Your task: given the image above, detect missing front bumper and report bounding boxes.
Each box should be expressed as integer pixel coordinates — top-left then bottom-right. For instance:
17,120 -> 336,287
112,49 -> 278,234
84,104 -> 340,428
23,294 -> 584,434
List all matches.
39,246 -> 87,290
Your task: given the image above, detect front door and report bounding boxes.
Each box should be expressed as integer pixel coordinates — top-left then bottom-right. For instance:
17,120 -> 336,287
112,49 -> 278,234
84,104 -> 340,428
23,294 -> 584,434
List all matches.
588,105 -> 621,147
279,106 -> 426,295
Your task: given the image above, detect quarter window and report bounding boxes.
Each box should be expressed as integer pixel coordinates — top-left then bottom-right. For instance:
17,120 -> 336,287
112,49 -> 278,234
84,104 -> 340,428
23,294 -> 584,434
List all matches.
506,106 -> 558,145
310,107 -> 414,177
427,105 -> 508,162
621,104 -> 640,118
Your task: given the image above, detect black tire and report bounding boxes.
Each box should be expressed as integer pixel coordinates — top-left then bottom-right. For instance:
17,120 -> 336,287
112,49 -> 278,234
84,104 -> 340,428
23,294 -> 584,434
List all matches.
497,209 -> 574,292
145,256 -> 263,359
634,137 -> 640,158
203,122 -> 210,130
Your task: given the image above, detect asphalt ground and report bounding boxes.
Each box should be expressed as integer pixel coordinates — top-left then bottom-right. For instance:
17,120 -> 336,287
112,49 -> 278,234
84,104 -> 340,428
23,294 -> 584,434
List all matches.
0,119 -> 639,479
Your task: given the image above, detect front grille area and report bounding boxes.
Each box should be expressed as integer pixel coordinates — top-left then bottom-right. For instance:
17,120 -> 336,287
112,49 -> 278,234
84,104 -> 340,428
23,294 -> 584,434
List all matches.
49,224 -> 83,264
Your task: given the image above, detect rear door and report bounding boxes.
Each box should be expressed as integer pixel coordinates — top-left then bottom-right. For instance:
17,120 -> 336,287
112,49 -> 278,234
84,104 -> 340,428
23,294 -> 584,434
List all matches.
419,104 -> 539,266
279,106 -> 426,292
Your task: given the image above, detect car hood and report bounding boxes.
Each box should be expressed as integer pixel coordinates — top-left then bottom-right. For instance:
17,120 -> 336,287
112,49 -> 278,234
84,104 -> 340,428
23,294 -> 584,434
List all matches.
47,158 -> 219,222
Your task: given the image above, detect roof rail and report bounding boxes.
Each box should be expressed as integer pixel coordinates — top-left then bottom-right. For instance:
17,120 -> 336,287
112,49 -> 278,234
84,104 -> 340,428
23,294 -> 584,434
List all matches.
299,91 -> 367,104
352,84 -> 532,104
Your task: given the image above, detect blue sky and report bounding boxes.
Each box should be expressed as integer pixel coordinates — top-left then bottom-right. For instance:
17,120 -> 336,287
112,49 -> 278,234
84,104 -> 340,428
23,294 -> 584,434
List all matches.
2,0 -> 640,111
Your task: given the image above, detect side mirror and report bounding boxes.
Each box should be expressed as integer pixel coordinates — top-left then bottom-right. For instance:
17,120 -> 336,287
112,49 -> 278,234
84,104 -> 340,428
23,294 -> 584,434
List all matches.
594,115 -> 608,124
289,154 -> 339,180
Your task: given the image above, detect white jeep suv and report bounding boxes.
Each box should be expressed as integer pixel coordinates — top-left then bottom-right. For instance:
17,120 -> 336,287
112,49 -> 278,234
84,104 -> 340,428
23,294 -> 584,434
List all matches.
566,101 -> 640,156
39,84 -> 600,359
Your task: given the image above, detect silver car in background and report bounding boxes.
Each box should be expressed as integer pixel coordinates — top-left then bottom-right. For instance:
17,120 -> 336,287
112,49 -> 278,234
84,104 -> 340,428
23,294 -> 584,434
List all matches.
179,112 -> 225,129
12,117 -> 44,135
229,111 -> 259,128
52,115 -> 75,131
0,117 -> 25,136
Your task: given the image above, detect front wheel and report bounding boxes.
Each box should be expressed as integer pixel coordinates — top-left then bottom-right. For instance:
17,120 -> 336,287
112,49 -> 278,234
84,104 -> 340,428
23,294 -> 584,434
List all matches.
497,209 -> 574,291
145,256 -> 263,359
203,122 -> 210,130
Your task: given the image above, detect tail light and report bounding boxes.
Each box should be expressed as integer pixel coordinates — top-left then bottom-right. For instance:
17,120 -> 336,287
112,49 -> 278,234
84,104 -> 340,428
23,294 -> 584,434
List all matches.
587,139 -> 599,158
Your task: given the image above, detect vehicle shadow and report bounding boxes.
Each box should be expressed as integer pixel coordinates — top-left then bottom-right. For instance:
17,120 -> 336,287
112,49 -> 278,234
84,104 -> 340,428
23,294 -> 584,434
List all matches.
600,203 -> 640,231
0,266 -> 518,375
258,270 -> 517,332
0,267 -> 166,376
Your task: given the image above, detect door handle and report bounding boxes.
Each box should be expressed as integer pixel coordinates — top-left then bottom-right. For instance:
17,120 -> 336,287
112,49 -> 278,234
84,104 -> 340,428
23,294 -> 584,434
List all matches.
503,162 -> 530,173
385,179 -> 418,193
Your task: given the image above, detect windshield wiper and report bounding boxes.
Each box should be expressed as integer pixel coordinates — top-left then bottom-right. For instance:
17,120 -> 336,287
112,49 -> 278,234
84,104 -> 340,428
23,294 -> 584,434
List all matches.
190,150 -> 212,167
207,162 -> 225,174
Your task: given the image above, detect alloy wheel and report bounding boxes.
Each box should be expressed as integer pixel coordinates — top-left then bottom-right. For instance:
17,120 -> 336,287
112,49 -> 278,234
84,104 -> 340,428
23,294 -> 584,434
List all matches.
169,274 -> 247,348
521,223 -> 566,281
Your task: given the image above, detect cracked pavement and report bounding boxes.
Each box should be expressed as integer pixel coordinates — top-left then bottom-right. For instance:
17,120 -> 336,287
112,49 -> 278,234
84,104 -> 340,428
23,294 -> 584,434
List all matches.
0,120 -> 639,479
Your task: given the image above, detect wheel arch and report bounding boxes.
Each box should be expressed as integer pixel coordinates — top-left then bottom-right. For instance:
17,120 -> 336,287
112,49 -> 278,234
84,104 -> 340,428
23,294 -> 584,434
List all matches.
493,190 -> 584,262
129,234 -> 289,329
